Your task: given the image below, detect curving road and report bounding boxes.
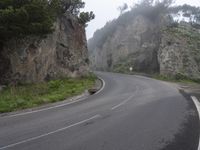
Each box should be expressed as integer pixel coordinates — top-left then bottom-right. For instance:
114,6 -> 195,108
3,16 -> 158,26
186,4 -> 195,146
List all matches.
0,72 -> 199,150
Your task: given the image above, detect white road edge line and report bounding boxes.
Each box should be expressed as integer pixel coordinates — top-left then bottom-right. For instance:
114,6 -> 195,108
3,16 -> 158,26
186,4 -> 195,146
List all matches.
3,77 -> 106,118
0,114 -> 101,150
95,76 -> 106,95
6,97 -> 87,118
191,96 -> 200,150
111,95 -> 133,110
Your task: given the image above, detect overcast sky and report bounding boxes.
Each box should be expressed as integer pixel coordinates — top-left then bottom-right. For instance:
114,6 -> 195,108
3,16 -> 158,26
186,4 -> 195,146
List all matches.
82,0 -> 200,39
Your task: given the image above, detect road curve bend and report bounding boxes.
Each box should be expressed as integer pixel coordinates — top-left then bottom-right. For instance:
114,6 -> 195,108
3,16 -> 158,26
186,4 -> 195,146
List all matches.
0,72 -> 199,150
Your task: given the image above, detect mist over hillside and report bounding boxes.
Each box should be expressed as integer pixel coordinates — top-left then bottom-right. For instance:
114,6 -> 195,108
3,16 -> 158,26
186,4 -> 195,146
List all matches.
88,0 -> 200,80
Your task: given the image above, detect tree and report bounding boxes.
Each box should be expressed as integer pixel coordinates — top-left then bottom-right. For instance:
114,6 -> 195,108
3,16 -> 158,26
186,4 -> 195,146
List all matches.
118,3 -> 128,15
59,0 -> 85,15
169,4 -> 200,25
79,11 -> 95,26
0,0 -> 55,43
0,0 -> 94,45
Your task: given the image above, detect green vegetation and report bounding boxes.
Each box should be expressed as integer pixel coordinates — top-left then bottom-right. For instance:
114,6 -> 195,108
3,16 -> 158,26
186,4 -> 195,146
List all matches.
113,58 -> 134,74
165,24 -> 200,67
0,0 -> 55,43
88,0 -> 173,50
113,58 -> 200,84
170,4 -> 200,26
113,63 -> 130,73
0,0 -> 94,45
166,25 -> 200,41
88,0 -> 200,52
79,11 -> 95,26
0,76 -> 96,113
154,73 -> 200,84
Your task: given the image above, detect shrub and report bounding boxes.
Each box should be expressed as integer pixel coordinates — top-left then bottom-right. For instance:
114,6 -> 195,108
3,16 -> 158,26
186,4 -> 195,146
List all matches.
48,80 -> 62,89
174,73 -> 189,81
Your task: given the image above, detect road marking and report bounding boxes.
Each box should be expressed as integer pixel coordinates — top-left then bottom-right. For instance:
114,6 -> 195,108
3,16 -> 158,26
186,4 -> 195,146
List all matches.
95,76 -> 106,95
0,115 -> 101,150
191,96 -> 200,150
2,77 -> 106,118
4,97 -> 87,118
111,100 -> 127,110
111,95 -> 134,110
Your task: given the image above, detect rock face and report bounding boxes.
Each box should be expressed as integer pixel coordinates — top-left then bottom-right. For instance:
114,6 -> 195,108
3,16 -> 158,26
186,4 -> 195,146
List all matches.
89,15 -> 163,73
0,14 -> 89,84
89,13 -> 200,78
158,25 -> 200,78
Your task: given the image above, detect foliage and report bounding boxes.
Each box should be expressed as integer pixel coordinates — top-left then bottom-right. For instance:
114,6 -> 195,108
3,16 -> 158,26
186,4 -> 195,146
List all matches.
0,76 -> 96,113
113,63 -> 130,73
57,0 -> 85,15
79,11 -> 95,26
0,0 -> 55,43
0,0 -> 94,44
112,54 -> 136,73
58,0 -> 95,25
154,73 -> 200,83
118,3 -> 128,15
169,4 -> 200,26
88,0 -> 173,52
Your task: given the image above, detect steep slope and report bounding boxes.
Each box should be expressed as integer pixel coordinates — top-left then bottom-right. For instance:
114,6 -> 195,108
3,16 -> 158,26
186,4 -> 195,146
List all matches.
88,4 -> 200,79
89,14 -> 163,73
0,14 -> 89,84
158,24 -> 200,78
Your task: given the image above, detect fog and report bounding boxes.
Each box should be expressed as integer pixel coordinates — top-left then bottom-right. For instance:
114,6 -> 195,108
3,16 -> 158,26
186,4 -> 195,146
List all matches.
83,0 -> 200,39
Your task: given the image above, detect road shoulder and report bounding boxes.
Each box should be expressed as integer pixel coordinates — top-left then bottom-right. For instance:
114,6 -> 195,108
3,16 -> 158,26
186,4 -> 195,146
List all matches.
0,78 -> 104,118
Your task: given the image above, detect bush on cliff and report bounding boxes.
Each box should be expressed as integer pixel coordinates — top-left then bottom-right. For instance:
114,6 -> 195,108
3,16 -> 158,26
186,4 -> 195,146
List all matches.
0,0 -> 54,42
0,0 -> 94,44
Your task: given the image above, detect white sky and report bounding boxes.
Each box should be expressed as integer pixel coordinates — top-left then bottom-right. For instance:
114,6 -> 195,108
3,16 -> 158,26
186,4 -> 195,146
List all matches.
82,0 -> 200,39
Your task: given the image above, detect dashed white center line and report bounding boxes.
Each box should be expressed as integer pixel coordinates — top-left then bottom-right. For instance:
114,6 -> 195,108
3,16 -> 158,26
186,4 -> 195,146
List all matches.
191,96 -> 200,150
0,114 -> 101,150
111,95 -> 134,110
111,100 -> 127,110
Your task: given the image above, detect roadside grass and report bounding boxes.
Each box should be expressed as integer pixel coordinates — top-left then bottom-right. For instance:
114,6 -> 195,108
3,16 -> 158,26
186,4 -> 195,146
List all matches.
153,73 -> 200,84
113,68 -> 200,85
0,75 -> 96,113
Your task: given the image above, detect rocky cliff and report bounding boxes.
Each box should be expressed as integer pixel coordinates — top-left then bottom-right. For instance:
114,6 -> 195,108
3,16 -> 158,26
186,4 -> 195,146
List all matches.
88,9 -> 200,79
0,14 -> 89,84
158,24 -> 200,78
89,15 -> 162,73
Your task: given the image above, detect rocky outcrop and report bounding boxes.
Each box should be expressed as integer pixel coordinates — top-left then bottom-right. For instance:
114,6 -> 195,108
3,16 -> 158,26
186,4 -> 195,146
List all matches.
89,15 -> 164,73
0,14 -> 89,84
89,12 -> 200,79
158,25 -> 200,78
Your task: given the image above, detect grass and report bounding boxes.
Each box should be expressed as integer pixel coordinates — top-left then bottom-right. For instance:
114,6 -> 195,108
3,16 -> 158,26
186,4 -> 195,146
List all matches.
0,75 -> 96,113
153,73 -> 200,84
113,67 -> 200,84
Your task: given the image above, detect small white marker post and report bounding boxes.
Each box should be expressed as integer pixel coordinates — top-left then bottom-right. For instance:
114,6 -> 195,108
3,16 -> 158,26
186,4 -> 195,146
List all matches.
129,67 -> 133,72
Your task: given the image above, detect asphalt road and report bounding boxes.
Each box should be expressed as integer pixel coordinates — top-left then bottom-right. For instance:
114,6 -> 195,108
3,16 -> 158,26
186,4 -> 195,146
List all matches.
0,72 -> 199,150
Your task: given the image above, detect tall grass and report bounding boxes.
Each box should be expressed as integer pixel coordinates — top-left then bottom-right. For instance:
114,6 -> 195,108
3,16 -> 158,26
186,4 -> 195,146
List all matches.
0,76 -> 96,113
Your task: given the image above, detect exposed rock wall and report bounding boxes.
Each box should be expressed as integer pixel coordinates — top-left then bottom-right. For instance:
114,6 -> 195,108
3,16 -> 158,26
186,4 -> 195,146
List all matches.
0,14 -> 89,84
89,15 -> 162,73
89,14 -> 200,79
158,25 -> 200,78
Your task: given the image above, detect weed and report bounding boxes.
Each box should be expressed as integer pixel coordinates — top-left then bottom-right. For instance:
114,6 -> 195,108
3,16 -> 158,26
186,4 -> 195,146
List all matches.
0,76 -> 95,113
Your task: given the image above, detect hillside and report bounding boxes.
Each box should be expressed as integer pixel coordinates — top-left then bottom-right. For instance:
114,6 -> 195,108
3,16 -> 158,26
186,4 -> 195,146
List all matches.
0,0 -> 94,84
88,1 -> 200,80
